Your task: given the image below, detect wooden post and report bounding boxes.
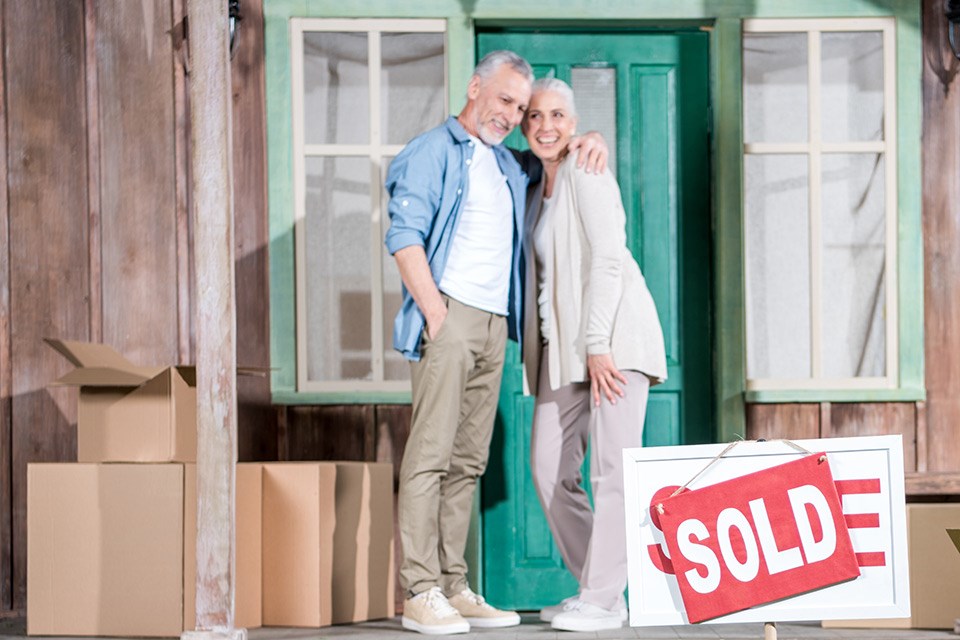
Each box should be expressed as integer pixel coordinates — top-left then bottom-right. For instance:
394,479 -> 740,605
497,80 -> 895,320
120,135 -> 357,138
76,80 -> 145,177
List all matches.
181,0 -> 242,638
764,621 -> 777,640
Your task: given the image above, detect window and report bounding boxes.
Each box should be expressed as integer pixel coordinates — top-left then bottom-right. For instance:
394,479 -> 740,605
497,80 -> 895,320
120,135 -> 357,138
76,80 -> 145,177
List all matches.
290,19 -> 447,393
742,18 -> 897,393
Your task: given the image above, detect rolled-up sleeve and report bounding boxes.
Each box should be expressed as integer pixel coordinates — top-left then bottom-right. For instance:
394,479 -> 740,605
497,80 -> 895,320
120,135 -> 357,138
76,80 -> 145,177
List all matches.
384,140 -> 445,255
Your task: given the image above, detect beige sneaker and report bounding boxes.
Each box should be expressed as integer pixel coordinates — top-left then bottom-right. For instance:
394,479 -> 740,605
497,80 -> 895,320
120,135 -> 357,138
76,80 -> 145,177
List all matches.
447,587 -> 521,628
402,587 -> 470,635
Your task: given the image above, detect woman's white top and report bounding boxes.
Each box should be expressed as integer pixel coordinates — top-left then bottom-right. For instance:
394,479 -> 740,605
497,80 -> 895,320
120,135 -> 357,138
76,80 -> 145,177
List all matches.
533,195 -> 554,342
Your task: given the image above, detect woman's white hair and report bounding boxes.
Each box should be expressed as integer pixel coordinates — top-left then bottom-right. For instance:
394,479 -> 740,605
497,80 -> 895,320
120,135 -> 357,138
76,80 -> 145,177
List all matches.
531,77 -> 577,118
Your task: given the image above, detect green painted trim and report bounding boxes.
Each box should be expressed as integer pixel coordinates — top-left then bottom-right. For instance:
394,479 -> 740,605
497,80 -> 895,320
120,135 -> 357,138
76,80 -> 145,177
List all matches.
272,390 -> 412,405
894,5 -> 925,395
266,5 -> 299,396
745,387 -> 926,404
268,0 -> 918,20
713,18 -> 746,443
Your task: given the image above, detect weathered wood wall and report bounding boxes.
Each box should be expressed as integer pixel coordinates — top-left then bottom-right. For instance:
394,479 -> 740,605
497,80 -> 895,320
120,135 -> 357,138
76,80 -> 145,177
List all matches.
2,0 -> 960,619
0,0 -> 275,615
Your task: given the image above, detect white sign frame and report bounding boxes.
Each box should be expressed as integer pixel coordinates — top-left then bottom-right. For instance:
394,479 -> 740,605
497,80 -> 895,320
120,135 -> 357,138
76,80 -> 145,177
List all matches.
623,435 -> 909,626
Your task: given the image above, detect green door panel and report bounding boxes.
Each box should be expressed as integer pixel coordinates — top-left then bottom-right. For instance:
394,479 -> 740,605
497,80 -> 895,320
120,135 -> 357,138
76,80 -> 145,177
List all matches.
478,29 -> 713,610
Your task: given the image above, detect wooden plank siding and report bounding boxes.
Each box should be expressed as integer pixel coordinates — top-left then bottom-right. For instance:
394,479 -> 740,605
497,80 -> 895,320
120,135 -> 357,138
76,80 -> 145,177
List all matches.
96,0 -> 180,365
0,0 -> 278,614
232,0 -> 278,462
6,0 -> 89,611
922,0 -> 960,483
0,0 -> 10,615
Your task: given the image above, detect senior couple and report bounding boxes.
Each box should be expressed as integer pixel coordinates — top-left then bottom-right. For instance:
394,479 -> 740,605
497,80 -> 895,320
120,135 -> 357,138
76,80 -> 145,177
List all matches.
384,50 -> 667,635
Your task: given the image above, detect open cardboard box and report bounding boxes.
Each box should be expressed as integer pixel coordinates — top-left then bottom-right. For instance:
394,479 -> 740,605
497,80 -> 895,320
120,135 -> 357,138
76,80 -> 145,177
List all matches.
27,462 -> 262,636
46,338 -> 261,463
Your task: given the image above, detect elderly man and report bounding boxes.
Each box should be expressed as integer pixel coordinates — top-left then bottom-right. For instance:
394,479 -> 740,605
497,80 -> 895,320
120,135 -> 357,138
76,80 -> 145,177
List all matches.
385,50 -> 605,635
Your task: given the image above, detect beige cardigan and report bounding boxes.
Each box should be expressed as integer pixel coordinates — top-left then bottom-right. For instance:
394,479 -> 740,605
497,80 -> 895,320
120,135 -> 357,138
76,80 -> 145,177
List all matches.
522,152 -> 668,393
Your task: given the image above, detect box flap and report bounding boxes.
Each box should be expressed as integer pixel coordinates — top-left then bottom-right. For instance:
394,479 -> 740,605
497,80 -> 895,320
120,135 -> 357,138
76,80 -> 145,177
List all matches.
55,366 -> 163,388
45,339 -> 164,387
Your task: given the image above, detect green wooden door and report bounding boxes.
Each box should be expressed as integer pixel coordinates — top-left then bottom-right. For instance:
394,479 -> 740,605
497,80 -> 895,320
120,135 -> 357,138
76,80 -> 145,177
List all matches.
478,30 -> 713,610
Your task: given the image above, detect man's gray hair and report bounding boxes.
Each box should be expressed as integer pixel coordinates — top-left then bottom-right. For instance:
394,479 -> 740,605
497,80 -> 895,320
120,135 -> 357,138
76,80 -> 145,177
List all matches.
531,77 -> 578,117
473,50 -> 534,84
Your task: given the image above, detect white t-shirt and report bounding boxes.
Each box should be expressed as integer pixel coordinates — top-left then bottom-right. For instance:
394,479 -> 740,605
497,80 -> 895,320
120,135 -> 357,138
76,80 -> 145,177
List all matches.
439,137 -> 513,315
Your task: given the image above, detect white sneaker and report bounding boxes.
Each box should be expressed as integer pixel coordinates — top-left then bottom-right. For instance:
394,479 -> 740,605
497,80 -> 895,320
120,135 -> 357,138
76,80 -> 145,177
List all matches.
540,595 -> 579,622
551,600 -> 624,632
447,587 -> 520,628
401,587 -> 470,635
541,596 -> 628,623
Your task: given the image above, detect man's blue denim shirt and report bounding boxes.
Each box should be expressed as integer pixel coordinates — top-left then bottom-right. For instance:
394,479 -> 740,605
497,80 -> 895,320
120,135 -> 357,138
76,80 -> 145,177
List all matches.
384,116 -> 528,361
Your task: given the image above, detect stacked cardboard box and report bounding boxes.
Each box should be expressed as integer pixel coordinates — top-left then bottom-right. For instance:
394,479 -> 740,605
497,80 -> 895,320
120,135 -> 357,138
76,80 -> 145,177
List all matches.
27,340 -> 262,636
26,339 -> 395,636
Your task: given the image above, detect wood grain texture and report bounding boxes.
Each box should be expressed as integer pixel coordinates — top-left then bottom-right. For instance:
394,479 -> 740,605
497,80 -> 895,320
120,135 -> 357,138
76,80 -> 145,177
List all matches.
281,405 -> 374,461
95,0 -> 178,365
6,0 -> 88,610
922,0 -> 960,474
906,472 -> 960,495
745,403 -> 820,442
190,0 -> 239,626
0,0 -> 11,613
829,402 -> 917,473
232,0 -> 277,462
171,0 -> 192,363
84,0 -> 101,344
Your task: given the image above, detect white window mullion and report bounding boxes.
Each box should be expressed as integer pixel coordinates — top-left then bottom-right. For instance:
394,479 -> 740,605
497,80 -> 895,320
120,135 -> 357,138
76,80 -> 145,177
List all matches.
291,21 -> 310,391
883,22 -> 899,386
369,31 -> 385,383
303,144 -> 408,157
808,29 -> 823,380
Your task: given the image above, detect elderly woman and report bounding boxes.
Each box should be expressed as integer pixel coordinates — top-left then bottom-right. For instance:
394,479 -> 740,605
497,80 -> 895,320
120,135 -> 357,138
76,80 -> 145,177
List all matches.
521,78 -> 667,632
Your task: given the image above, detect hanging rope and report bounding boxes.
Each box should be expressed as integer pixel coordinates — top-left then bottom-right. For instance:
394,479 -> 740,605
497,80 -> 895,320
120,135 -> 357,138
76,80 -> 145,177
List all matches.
654,439 -> 827,515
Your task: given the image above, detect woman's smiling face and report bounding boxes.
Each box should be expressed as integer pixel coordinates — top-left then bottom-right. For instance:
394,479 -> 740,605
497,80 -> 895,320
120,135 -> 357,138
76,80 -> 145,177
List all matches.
523,89 -> 578,163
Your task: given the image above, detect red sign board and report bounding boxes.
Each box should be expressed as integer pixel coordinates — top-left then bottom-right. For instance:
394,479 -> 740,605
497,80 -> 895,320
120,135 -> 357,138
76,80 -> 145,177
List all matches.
656,453 -> 860,623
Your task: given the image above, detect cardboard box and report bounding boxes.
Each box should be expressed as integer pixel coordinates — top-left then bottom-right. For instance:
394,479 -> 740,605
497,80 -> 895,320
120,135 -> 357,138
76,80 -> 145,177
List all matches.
824,503 -> 960,630
262,462 -> 394,627
331,462 -> 395,624
27,463 -> 262,636
46,339 -> 197,462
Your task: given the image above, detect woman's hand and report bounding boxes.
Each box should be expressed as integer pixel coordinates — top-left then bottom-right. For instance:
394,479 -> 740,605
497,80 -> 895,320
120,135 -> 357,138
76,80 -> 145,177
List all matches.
587,353 -> 628,407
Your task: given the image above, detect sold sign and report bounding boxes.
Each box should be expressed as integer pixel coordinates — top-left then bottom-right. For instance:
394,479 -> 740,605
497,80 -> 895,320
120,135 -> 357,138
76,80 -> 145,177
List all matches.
655,453 -> 860,623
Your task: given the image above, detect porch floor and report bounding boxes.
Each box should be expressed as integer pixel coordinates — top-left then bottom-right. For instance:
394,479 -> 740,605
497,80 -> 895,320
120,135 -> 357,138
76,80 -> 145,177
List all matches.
3,615 -> 957,640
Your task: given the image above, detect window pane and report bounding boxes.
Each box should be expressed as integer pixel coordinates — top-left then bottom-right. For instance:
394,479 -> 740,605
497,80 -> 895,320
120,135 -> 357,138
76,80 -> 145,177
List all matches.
571,67 -> 617,173
822,32 -> 884,143
821,154 -> 886,378
303,32 -> 369,145
745,154 -> 811,379
305,156 -> 372,381
381,33 -> 445,145
743,33 -> 808,144
380,156 -> 409,381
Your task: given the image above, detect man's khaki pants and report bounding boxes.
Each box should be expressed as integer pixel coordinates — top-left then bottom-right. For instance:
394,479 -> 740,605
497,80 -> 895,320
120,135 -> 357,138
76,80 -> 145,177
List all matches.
398,297 -> 507,597
530,351 -> 650,611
